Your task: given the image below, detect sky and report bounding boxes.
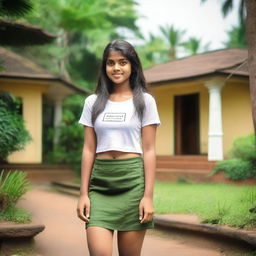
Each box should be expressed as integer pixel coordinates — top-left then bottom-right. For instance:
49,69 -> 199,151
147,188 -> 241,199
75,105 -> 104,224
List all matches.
133,0 -> 239,51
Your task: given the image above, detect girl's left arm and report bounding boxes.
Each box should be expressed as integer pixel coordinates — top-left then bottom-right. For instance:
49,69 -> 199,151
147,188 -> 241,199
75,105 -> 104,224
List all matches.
139,124 -> 157,224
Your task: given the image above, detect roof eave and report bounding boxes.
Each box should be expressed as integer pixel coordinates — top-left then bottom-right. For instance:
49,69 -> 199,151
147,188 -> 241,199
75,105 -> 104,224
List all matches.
147,71 -> 249,86
0,74 -> 92,95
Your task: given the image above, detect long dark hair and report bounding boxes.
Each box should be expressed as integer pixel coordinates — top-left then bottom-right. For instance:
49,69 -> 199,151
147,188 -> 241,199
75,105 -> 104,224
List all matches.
91,39 -> 149,124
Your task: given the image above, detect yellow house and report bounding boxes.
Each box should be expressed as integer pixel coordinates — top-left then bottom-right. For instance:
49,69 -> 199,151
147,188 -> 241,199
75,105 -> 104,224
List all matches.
144,48 -> 254,161
0,47 -> 89,164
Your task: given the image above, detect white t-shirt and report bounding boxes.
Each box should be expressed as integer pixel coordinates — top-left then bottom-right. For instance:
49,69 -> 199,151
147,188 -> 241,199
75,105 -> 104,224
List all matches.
78,92 -> 161,154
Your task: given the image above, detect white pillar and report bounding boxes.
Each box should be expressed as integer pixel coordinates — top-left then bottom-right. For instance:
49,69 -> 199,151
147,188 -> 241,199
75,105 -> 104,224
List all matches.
53,99 -> 62,145
204,78 -> 225,161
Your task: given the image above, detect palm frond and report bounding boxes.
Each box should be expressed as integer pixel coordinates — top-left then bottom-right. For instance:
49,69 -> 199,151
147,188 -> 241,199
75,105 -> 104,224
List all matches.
222,0 -> 233,17
0,0 -> 32,17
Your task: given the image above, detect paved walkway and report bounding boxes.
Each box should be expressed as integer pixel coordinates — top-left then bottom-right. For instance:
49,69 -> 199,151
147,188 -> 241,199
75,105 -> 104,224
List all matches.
17,183 -> 235,256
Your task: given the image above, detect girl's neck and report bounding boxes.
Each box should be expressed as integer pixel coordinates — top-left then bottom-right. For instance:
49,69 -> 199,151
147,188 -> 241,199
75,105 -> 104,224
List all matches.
111,83 -> 132,96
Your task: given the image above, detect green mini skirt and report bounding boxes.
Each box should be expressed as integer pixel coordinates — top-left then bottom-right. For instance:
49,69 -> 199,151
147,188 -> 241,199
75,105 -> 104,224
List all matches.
86,156 -> 154,231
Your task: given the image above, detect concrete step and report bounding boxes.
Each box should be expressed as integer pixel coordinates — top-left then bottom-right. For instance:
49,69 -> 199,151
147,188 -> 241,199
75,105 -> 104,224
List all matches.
157,155 -> 209,161
0,163 -> 73,171
156,170 -> 212,183
156,161 -> 216,170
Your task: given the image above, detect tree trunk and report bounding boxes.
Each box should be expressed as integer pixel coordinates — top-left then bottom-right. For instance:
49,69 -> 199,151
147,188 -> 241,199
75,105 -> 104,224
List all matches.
57,29 -> 71,81
245,0 -> 256,133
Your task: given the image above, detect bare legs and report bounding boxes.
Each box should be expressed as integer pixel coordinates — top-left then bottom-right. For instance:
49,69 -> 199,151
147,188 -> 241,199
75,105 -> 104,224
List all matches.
86,227 -> 147,256
86,226 -> 114,256
117,230 -> 146,256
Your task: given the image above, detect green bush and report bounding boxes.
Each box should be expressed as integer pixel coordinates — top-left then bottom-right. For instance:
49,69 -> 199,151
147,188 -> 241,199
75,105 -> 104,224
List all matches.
47,123 -> 84,176
213,158 -> 256,180
229,133 -> 256,161
45,94 -> 86,177
212,133 -> 256,180
0,170 -> 31,211
0,91 -> 32,162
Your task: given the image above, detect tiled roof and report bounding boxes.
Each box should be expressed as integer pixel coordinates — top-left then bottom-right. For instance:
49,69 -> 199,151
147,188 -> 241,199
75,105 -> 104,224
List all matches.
0,47 -> 90,94
144,48 -> 248,84
0,18 -> 56,46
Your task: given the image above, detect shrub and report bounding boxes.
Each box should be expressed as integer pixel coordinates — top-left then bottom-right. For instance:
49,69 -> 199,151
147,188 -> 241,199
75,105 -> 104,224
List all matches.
229,133 -> 256,161
0,91 -> 32,162
213,158 -> 256,180
47,123 -> 84,176
0,170 -> 31,211
45,94 -> 86,177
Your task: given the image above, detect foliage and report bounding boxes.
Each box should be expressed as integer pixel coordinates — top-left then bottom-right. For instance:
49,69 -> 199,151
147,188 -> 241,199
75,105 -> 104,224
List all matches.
0,91 -> 32,162
0,0 -> 32,17
181,37 -> 211,56
0,170 -> 31,211
212,134 -> 256,181
213,159 -> 256,180
47,123 -> 84,176
15,0 -> 140,86
0,205 -> 31,223
154,182 -> 256,228
45,94 -> 85,177
229,133 -> 256,161
136,33 -> 168,69
159,24 -> 186,60
223,24 -> 246,48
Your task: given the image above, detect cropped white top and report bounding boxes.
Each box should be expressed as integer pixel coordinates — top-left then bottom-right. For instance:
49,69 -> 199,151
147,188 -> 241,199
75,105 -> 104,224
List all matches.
78,92 -> 161,154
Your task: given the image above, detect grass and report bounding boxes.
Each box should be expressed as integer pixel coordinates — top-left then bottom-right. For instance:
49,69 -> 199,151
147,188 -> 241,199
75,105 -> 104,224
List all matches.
0,170 -> 32,224
154,181 -> 256,228
0,205 -> 32,223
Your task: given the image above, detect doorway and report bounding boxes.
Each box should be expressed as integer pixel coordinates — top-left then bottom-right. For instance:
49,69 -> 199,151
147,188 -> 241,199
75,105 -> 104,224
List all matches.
174,93 -> 200,155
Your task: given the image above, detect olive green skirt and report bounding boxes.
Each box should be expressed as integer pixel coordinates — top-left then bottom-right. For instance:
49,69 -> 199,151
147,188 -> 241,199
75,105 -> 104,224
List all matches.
86,156 -> 154,231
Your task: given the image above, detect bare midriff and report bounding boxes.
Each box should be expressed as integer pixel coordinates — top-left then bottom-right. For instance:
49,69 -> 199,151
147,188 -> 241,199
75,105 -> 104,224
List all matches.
96,150 -> 141,159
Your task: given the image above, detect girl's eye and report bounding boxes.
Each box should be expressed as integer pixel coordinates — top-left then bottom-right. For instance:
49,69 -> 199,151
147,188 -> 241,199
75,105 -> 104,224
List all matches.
120,61 -> 127,65
107,60 -> 114,66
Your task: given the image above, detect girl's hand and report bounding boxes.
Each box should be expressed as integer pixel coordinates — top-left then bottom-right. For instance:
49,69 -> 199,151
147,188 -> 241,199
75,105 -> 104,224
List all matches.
139,196 -> 154,223
77,194 -> 90,223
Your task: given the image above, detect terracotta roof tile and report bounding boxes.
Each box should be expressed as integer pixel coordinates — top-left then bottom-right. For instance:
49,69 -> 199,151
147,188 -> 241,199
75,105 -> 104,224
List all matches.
0,47 -> 90,94
144,48 -> 248,84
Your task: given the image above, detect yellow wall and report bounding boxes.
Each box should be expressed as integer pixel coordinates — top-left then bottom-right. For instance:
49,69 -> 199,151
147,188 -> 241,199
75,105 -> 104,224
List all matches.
150,81 -> 209,155
0,80 -> 48,163
222,81 -> 254,155
150,78 -> 253,157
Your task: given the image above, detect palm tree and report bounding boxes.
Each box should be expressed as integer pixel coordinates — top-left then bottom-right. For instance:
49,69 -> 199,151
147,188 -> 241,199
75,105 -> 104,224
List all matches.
181,37 -> 210,56
223,24 -> 246,48
159,24 -> 186,60
137,33 -> 167,68
201,0 -> 246,48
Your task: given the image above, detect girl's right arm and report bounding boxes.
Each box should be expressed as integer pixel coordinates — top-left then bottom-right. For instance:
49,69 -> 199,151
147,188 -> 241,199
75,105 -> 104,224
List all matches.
77,126 -> 96,223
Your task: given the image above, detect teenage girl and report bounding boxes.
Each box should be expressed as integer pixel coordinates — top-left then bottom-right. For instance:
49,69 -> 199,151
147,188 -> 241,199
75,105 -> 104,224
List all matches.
77,39 -> 161,256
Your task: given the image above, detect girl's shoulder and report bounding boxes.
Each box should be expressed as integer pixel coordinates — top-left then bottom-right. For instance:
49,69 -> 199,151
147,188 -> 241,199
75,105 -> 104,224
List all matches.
84,93 -> 97,104
142,92 -> 156,104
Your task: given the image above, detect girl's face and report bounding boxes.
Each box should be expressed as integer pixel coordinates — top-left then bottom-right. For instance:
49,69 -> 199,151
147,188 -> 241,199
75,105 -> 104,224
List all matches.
106,51 -> 132,87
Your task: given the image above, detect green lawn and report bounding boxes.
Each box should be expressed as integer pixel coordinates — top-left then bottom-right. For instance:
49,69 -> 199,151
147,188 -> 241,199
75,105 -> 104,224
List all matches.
154,181 -> 256,229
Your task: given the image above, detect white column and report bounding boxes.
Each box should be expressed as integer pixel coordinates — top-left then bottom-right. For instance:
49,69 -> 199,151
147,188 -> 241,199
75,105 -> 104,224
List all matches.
204,78 -> 225,161
53,99 -> 62,145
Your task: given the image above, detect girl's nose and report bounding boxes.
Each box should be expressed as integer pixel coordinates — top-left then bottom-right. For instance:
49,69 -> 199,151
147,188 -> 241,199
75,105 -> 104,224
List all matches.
113,63 -> 120,70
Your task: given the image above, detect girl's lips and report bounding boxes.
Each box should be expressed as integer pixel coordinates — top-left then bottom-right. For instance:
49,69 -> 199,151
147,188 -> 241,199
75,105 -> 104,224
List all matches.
112,74 -> 123,78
